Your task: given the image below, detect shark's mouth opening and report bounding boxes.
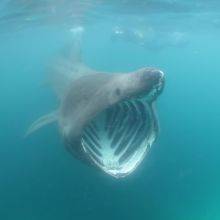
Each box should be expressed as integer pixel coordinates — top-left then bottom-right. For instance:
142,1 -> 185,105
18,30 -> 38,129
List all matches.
81,98 -> 158,178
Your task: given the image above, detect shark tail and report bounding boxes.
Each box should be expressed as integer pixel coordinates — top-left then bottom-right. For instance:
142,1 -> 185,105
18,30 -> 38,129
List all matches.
25,110 -> 58,137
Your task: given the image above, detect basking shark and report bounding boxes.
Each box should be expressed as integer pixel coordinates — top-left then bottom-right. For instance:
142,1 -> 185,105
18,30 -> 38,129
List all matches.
26,37 -> 165,178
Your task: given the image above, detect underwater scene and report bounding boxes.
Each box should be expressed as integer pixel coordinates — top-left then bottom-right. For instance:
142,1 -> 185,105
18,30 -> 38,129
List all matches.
0,0 -> 220,219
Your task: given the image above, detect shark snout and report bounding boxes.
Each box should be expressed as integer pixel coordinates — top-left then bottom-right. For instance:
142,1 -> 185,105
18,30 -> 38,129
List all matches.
141,68 -> 165,89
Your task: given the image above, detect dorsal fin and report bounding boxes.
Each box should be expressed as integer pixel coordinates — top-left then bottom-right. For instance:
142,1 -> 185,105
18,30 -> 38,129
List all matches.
62,26 -> 84,64
49,26 -> 95,100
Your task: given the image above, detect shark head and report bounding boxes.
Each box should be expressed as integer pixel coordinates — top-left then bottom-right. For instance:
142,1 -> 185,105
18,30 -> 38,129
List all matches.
60,68 -> 165,178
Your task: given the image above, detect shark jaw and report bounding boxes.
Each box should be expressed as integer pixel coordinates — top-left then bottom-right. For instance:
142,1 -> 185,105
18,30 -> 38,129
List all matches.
81,98 -> 158,178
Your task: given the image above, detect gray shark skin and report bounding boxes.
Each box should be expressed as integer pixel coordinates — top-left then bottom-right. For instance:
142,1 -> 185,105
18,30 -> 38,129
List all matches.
26,34 -> 165,178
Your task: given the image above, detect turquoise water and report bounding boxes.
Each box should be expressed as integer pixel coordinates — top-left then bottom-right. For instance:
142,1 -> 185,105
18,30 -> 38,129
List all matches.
1,1 -> 220,219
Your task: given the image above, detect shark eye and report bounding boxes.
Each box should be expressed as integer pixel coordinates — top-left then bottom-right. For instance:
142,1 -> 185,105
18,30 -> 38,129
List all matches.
115,88 -> 121,96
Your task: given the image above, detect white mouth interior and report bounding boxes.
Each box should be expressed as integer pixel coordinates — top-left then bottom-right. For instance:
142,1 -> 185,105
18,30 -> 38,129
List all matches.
81,99 -> 157,178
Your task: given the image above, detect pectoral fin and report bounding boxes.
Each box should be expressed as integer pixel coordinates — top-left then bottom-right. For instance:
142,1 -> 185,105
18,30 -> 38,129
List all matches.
25,110 -> 58,137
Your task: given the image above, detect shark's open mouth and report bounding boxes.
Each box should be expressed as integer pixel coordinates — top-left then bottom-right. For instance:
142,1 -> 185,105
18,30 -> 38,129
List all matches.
81,98 -> 158,178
